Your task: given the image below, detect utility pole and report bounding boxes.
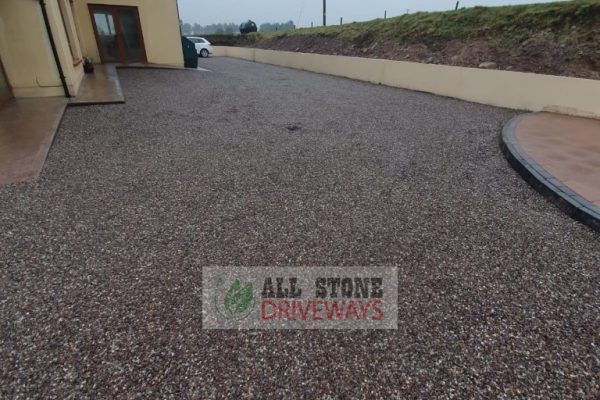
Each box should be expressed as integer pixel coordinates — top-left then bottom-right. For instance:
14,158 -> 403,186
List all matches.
455,1 -> 460,10
340,17 -> 343,25
384,10 -> 387,19
311,21 -> 313,28
323,0 -> 326,26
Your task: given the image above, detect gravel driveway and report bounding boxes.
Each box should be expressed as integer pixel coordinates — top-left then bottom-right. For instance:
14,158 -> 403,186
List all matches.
1,58 -> 598,399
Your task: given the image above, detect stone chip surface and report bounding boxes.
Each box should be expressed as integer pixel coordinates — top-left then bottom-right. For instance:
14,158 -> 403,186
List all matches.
0,58 -> 599,399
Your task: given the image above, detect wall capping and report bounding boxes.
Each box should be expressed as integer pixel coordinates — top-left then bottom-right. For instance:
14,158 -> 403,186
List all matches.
214,46 -> 600,120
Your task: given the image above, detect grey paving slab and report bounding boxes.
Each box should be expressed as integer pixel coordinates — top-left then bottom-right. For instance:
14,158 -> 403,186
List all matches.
70,65 -> 124,106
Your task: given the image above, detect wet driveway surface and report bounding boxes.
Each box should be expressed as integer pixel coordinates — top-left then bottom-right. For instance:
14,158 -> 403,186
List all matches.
1,58 -> 599,398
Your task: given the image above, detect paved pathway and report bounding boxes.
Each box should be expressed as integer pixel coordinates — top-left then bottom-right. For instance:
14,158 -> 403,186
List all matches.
0,58 -> 598,398
70,65 -> 124,106
0,98 -> 66,183
516,112 -> 600,207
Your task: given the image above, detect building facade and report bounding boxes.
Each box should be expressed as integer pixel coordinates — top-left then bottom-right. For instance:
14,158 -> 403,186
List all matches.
0,0 -> 183,102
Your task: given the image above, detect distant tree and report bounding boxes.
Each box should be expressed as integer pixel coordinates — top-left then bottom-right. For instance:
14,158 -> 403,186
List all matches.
259,20 -> 295,32
180,22 -> 240,36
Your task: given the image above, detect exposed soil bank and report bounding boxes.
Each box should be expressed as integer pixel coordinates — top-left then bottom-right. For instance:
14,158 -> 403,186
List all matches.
250,34 -> 599,80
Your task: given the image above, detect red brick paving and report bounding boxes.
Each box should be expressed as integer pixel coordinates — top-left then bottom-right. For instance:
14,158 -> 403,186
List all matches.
515,112 -> 600,207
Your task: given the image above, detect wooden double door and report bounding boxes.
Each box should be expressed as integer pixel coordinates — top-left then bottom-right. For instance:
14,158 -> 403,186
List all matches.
89,5 -> 147,63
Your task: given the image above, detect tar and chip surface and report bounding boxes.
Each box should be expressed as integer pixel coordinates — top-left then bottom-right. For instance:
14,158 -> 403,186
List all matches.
0,58 -> 598,398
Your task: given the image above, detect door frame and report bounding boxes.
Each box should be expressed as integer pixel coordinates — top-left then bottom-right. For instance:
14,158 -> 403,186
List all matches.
0,56 -> 13,107
88,4 -> 147,64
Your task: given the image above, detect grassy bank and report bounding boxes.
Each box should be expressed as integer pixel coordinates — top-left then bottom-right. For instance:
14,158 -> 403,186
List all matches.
212,1 -> 597,78
249,0 -> 599,48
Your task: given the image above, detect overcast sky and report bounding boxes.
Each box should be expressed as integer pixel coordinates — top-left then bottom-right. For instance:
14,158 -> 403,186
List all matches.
177,0 -> 563,28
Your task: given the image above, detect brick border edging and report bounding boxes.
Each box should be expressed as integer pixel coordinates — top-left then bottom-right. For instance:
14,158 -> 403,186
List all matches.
68,100 -> 125,107
500,113 -> 600,233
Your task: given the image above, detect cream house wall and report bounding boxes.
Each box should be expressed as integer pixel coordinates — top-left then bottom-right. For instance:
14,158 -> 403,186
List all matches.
0,0 -> 83,98
72,0 -> 183,66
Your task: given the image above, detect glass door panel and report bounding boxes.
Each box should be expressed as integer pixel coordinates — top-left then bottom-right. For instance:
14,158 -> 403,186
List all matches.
90,6 -> 146,63
92,10 -> 119,62
117,9 -> 144,62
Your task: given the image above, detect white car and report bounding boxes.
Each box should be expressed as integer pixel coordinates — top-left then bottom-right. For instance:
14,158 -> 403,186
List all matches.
187,36 -> 213,58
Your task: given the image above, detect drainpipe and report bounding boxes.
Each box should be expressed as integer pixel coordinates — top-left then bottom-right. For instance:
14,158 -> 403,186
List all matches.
38,0 -> 71,97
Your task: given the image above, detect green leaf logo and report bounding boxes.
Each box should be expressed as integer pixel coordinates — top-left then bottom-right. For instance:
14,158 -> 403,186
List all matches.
214,278 -> 256,321
224,279 -> 254,317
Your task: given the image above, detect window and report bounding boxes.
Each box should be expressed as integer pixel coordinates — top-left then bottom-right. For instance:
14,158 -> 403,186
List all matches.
58,0 -> 82,62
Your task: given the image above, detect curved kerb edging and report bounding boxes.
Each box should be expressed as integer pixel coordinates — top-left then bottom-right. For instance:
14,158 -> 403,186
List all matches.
501,114 -> 600,233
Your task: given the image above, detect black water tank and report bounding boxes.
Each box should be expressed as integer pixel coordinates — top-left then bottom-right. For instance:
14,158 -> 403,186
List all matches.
181,36 -> 198,69
240,20 -> 257,34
